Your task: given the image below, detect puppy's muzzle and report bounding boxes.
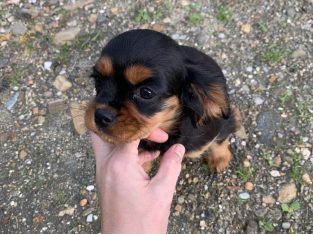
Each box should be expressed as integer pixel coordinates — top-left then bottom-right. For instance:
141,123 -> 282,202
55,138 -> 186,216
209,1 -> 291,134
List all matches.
94,108 -> 116,128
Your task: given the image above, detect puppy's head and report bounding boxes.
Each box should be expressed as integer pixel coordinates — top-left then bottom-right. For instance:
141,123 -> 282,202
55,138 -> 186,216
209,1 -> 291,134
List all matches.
85,29 -> 229,144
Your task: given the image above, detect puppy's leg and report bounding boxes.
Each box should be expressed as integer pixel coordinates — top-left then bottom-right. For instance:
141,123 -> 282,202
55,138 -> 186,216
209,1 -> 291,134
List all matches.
206,137 -> 232,172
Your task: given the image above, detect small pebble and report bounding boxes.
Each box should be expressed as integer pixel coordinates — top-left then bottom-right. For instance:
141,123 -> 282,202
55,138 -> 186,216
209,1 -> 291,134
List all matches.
175,204 -> 182,212
241,23 -> 252,33
301,148 -> 311,160
262,195 -> 276,205
254,97 -> 264,105
245,66 -> 253,73
245,182 -> 254,191
177,196 -> 185,204
86,214 -> 93,223
86,185 -> 95,191
243,160 -> 251,168
282,222 -> 291,229
270,170 -> 281,177
302,173 -> 312,185
19,150 -> 27,160
199,220 -> 206,228
239,192 -> 250,200
44,61 -> 52,70
80,199 -> 88,207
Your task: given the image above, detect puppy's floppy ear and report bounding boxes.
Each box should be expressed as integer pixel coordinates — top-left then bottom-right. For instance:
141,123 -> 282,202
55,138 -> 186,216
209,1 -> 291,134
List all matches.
181,62 -> 230,127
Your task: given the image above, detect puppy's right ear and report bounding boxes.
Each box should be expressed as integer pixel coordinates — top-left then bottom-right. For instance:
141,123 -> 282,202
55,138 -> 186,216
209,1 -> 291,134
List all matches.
181,63 -> 230,127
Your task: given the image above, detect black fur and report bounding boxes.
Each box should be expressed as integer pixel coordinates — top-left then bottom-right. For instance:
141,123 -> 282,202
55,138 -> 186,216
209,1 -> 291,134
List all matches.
91,29 -> 239,154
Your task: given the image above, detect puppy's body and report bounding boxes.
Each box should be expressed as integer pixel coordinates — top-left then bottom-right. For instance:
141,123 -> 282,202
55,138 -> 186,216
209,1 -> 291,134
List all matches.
86,29 -> 241,172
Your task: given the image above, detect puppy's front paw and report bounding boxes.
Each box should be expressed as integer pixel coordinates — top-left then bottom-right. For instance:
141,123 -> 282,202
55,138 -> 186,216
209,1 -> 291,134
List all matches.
207,138 -> 232,172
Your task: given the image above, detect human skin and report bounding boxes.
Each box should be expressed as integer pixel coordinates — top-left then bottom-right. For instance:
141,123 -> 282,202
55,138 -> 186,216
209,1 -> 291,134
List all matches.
91,129 -> 185,234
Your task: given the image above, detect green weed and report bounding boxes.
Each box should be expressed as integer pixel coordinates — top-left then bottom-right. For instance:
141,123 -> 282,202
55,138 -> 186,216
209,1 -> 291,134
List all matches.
184,3 -> 204,25
259,219 -> 274,232
279,90 -> 293,105
55,191 -> 67,204
257,21 -> 268,33
217,6 -> 233,23
134,9 -> 151,24
281,200 -> 300,218
4,68 -> 23,86
261,44 -> 288,63
236,165 -> 253,183
288,151 -> 305,184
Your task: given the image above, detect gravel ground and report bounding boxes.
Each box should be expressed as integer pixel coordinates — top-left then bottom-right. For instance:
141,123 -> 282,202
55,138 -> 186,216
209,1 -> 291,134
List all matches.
1,0 -> 313,233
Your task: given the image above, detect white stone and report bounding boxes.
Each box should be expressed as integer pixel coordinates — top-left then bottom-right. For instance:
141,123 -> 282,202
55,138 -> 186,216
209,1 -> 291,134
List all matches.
86,214 -> 93,223
239,192 -> 250,200
270,170 -> 281,177
86,185 -> 95,191
44,61 -> 52,70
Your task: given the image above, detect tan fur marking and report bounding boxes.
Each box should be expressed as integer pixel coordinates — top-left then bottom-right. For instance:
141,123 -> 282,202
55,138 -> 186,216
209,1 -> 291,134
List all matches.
124,65 -> 152,85
85,97 -> 180,144
206,138 -> 232,172
95,57 -> 114,77
192,83 -> 228,120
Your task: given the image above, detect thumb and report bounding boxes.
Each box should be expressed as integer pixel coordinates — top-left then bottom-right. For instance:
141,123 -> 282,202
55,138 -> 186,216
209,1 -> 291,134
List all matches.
152,144 -> 185,194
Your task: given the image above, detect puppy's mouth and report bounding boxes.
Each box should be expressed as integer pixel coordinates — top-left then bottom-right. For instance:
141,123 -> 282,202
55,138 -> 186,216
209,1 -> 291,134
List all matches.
84,97 -> 180,144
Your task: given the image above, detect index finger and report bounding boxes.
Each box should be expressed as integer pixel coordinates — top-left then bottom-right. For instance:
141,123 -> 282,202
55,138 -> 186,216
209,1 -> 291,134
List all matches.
90,132 -> 115,161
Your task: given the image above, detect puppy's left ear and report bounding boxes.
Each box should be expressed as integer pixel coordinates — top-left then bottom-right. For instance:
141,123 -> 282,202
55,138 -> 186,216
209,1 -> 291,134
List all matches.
181,63 -> 230,127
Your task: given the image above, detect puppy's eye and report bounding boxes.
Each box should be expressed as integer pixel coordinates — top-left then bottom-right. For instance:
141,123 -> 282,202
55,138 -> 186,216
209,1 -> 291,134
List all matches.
140,88 -> 155,99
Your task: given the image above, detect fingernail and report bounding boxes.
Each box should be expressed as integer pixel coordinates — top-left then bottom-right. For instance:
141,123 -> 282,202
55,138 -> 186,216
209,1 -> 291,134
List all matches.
173,144 -> 185,158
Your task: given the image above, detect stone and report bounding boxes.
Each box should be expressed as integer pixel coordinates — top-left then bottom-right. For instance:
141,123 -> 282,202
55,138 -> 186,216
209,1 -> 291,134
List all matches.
70,102 -> 87,135
44,61 -> 52,70
53,75 -> 72,91
246,220 -> 258,234
270,170 -> 281,177
175,204 -> 182,212
256,111 -> 280,145
86,214 -> 93,223
243,159 -> 251,168
178,196 -> 185,204
241,23 -> 252,33
268,74 -> 278,83
19,150 -> 27,160
239,192 -> 250,200
5,92 -> 19,110
291,49 -> 306,58
245,182 -> 254,191
10,22 -> 27,35
235,125 -> 248,139
38,116 -> 45,125
86,185 -> 94,191
88,14 -> 97,24
254,97 -> 264,105
0,33 -> 11,42
18,8 -> 39,19
32,215 -> 45,225
278,183 -> 297,203
199,220 -> 206,228
0,132 -> 16,143
58,207 -> 75,217
151,24 -> 164,32
48,99 -> 66,114
64,0 -> 95,11
196,31 -> 209,45
111,7 -> 118,14
254,208 -> 267,218
80,199 -> 88,207
53,27 -> 81,45
273,155 -> 282,167
302,173 -> 312,185
301,148 -> 311,160
282,222 -> 291,229
262,195 -> 275,205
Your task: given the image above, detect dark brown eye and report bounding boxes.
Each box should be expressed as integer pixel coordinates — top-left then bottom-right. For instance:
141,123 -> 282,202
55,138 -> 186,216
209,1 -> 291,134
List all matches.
140,88 -> 155,99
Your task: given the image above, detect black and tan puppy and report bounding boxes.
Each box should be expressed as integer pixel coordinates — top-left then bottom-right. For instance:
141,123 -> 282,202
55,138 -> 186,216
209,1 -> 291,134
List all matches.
85,29 -> 241,172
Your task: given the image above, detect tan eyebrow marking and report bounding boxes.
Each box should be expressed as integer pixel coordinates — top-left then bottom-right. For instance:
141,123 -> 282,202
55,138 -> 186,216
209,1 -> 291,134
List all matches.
95,56 -> 114,77
124,65 -> 152,85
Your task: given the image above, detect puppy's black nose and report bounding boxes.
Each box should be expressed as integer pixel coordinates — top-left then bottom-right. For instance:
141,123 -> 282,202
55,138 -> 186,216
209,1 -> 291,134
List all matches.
95,108 -> 116,128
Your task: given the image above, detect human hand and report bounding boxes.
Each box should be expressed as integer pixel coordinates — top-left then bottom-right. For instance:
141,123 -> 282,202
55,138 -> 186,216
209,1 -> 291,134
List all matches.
91,129 -> 185,234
